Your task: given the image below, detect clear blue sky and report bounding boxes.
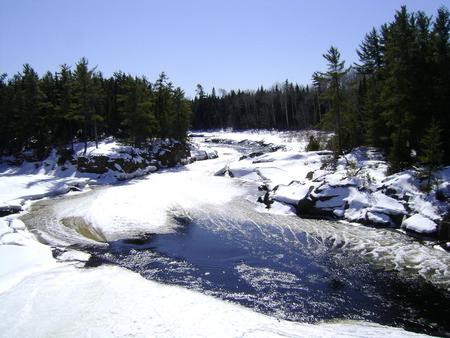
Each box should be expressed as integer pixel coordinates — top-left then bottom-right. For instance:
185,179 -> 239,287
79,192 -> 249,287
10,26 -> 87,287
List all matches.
0,0 -> 447,97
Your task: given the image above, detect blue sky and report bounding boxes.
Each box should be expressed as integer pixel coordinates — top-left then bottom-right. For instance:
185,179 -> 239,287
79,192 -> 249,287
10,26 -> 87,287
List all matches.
0,0 -> 446,97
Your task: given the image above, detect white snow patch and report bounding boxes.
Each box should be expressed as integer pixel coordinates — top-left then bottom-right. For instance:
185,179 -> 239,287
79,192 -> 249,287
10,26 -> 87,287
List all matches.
273,183 -> 311,205
402,214 -> 437,234
370,191 -> 406,215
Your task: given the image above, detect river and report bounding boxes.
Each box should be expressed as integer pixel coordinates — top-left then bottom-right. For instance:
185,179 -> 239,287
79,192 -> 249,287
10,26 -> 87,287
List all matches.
21,136 -> 450,337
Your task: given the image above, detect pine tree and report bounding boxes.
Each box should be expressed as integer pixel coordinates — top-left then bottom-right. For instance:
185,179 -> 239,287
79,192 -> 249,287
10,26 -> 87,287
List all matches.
55,64 -> 75,148
72,58 -> 96,153
419,119 -> 443,189
431,7 -> 450,162
320,46 -> 350,154
21,64 -> 43,153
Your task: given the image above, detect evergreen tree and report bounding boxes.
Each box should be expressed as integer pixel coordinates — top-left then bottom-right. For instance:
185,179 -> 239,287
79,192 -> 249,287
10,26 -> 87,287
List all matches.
55,64 -> 75,147
320,46 -> 350,154
72,58 -> 97,153
419,119 -> 443,188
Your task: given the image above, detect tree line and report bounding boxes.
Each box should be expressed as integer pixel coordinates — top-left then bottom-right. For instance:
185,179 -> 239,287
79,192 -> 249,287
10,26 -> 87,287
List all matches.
192,82 -> 320,131
192,6 -> 450,172
0,58 -> 191,157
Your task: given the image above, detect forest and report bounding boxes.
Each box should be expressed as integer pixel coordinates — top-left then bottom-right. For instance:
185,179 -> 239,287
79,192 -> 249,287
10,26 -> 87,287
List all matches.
192,6 -> 450,172
0,58 -> 191,156
0,6 -> 449,173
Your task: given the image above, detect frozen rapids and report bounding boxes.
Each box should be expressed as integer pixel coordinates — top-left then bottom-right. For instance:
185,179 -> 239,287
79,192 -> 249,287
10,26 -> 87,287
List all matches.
20,139 -> 450,337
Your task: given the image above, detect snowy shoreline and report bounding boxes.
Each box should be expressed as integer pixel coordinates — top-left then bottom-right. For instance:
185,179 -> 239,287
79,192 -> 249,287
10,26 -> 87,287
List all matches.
200,130 -> 450,245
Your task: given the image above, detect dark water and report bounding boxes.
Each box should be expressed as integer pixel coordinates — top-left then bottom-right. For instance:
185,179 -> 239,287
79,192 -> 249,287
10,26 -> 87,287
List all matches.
84,214 -> 450,337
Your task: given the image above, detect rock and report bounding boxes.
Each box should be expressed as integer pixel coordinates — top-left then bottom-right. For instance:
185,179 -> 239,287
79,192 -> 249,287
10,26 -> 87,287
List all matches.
77,155 -> 110,174
239,151 -> 264,161
257,191 -> 273,209
0,205 -> 22,217
57,148 -> 74,165
297,197 -> 316,215
155,142 -> 189,167
402,214 -> 437,235
366,211 -> 394,226
191,149 -> 218,161
214,165 -> 234,177
438,213 -> 450,240
297,194 -> 334,218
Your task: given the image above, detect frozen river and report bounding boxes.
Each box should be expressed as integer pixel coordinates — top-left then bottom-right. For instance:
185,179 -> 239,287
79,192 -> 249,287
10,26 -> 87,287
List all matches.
17,135 -> 450,337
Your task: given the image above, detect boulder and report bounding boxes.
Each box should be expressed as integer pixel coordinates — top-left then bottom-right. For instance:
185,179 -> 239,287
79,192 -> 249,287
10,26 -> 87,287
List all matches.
402,214 -> 437,235
438,213 -> 450,240
0,205 -> 22,217
157,142 -> 189,167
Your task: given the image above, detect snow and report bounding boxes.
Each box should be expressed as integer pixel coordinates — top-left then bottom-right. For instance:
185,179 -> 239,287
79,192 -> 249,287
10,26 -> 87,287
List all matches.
52,171 -> 245,242
255,200 -> 297,216
367,212 -> 392,225
0,132 -> 448,337
370,191 -> 406,216
273,183 -> 311,205
230,150 -> 324,189
0,174 -> 89,210
197,129 -> 320,151
0,216 -> 56,294
0,264 -> 428,338
402,214 -> 437,234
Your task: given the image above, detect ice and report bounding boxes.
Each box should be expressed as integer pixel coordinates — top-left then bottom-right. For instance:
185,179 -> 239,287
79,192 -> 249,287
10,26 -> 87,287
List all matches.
402,214 -> 437,234
51,156 -> 246,242
0,264 -> 428,338
0,132 -> 448,337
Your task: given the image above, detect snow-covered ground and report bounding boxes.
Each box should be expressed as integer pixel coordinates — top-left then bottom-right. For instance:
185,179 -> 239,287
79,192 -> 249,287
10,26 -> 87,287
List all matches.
0,130 -> 448,337
0,137 -> 192,214
0,263 -> 428,338
199,131 -> 449,238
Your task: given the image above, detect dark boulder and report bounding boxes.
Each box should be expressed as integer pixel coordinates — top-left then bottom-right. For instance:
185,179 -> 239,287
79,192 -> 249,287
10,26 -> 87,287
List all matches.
438,213 -> 450,241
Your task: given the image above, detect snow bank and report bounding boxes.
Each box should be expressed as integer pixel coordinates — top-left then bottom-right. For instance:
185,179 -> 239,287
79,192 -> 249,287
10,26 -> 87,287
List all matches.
0,174 -> 88,212
0,264 -> 427,338
0,217 -> 56,293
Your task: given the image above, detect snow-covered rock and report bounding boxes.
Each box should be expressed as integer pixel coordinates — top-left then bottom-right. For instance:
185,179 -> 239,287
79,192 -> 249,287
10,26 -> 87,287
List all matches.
402,214 -> 437,235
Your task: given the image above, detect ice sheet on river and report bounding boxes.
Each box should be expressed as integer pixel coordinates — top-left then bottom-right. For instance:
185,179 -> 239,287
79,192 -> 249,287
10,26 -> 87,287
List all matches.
28,147 -> 246,244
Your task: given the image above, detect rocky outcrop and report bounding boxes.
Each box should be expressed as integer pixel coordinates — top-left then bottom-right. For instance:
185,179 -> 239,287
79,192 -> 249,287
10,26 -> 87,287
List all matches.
156,142 -> 190,167
76,140 -> 191,175
0,205 -> 22,217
